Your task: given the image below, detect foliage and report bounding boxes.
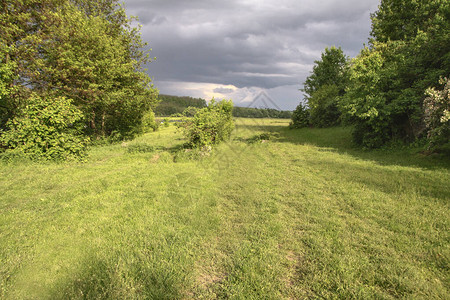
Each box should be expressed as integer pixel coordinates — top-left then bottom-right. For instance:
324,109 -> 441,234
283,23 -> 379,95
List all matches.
232,106 -> 292,119
163,118 -> 170,127
182,106 -> 200,117
0,0 -> 158,145
423,77 -> 450,151
179,99 -> 234,148
0,94 -> 89,160
309,85 -> 342,127
141,110 -> 158,132
301,46 -> 349,127
0,50 -> 18,129
342,44 -> 397,148
342,0 -> 450,148
339,0 -> 450,148
154,95 -> 207,116
290,102 -> 310,128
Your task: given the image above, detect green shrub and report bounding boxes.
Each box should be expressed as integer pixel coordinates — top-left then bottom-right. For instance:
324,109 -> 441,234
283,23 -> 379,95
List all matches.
142,110 -> 159,132
308,85 -> 341,127
179,99 -> 234,148
182,106 -> 200,117
163,118 -> 170,127
290,103 -> 310,128
424,77 -> 450,151
0,94 -> 89,160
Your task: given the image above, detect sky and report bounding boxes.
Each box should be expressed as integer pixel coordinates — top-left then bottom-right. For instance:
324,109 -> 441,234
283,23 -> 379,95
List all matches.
122,0 -> 381,110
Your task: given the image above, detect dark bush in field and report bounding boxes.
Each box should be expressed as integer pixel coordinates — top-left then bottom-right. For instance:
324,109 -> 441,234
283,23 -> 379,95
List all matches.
290,103 -> 310,128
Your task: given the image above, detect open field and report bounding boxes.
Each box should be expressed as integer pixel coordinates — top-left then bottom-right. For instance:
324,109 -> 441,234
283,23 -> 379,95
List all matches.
1,118 -> 449,299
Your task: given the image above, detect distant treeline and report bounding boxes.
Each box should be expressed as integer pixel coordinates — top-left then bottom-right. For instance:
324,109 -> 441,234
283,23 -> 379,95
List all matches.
232,106 -> 292,119
154,95 -> 207,116
155,94 -> 292,118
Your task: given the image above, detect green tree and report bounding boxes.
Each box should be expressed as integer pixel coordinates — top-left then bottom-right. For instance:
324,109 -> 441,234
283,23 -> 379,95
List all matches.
342,44 -> 396,148
0,0 -> 157,158
301,46 -> 349,127
290,102 -> 310,128
344,0 -> 450,147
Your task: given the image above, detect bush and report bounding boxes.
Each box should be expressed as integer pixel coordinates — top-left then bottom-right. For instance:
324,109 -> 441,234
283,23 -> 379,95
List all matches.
290,103 -> 310,128
179,99 -> 234,148
308,85 -> 341,127
0,94 -> 89,160
424,77 -> 450,151
141,110 -> 159,132
182,106 -> 200,117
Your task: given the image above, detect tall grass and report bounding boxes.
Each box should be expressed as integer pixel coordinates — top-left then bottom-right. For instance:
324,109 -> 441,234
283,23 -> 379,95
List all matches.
1,119 -> 448,299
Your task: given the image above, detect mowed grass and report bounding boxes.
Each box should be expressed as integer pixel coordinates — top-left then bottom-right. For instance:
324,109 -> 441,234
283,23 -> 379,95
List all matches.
0,118 -> 449,299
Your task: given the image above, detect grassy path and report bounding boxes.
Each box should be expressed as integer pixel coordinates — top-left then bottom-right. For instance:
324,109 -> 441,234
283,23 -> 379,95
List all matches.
1,119 -> 449,299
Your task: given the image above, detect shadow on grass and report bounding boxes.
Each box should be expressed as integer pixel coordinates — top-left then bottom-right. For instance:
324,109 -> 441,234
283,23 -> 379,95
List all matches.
51,254 -> 183,300
276,126 -> 450,171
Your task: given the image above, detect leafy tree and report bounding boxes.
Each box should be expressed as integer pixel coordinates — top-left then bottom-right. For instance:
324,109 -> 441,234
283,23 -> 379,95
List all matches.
301,46 -> 349,127
290,103 -> 310,128
343,0 -> 450,147
0,0 -> 157,148
342,44 -> 395,148
179,99 -> 234,148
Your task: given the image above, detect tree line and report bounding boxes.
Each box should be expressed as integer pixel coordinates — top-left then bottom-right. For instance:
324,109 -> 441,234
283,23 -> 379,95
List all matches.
0,0 -> 157,160
154,95 -> 207,116
291,0 -> 449,152
155,94 -> 292,119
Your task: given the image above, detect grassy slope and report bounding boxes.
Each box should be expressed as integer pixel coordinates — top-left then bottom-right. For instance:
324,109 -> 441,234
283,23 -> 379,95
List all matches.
0,118 -> 448,299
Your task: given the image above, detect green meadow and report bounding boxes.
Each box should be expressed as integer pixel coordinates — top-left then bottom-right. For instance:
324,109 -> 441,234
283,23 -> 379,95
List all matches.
1,118 -> 449,299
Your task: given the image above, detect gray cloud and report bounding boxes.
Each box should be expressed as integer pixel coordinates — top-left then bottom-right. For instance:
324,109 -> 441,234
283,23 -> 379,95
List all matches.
123,0 -> 380,110
213,87 -> 235,94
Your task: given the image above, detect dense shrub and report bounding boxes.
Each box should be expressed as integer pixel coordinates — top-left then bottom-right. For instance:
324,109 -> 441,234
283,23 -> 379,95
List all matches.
423,77 -> 450,151
182,106 -> 200,117
0,94 -> 89,160
141,110 -> 159,132
179,99 -> 234,148
290,103 -> 310,128
309,85 -> 342,127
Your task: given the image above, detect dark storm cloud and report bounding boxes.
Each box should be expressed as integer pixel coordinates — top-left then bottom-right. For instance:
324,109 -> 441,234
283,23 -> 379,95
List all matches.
122,0 -> 380,109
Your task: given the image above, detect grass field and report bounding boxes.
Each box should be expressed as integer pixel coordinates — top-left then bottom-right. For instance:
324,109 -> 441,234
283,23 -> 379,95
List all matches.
1,118 -> 449,299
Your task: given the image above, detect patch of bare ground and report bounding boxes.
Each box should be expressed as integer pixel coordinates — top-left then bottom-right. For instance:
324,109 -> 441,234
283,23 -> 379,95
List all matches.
149,154 -> 160,163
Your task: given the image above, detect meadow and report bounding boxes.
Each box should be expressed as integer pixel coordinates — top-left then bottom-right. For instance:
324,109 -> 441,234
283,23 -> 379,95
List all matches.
1,118 -> 449,299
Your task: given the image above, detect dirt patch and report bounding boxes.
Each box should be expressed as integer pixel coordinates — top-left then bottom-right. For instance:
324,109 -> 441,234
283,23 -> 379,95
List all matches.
149,154 -> 160,163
